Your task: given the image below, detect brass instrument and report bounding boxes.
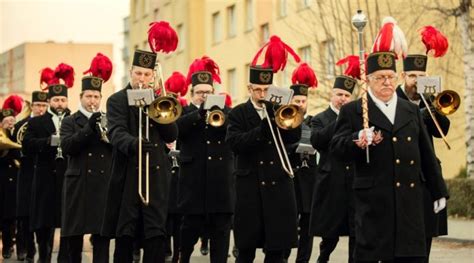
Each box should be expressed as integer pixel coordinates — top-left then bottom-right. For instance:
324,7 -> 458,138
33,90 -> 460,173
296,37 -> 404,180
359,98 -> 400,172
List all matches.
419,89 -> 461,150
0,128 -> 21,157
261,102 -> 304,178
206,107 -> 225,127
91,106 -> 109,143
55,111 -> 65,160
137,61 -> 183,206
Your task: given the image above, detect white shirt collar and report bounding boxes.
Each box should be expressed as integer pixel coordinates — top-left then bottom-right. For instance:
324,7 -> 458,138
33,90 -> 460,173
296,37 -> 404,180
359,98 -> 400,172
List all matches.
401,84 -> 421,105
78,103 -> 93,119
368,88 -> 398,124
250,98 -> 265,119
329,102 -> 340,115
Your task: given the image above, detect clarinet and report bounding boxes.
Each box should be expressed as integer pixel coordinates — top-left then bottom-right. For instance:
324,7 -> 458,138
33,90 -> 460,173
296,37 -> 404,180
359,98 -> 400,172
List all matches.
55,111 -> 65,160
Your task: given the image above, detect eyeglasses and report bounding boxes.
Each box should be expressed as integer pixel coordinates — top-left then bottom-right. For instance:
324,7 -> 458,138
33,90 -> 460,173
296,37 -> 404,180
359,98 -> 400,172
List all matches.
194,90 -> 213,96
370,75 -> 398,83
251,88 -> 269,94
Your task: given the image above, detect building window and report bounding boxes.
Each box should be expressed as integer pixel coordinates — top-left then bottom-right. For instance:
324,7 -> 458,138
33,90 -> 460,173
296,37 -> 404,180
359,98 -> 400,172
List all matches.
227,5 -> 237,38
177,24 -> 185,51
228,68 -> 237,98
212,12 -> 222,44
153,8 -> 159,20
281,68 -> 289,87
260,23 -> 270,45
143,0 -> 150,17
133,0 -> 140,21
245,63 -> 251,85
279,0 -> 287,18
245,0 -> 253,31
143,40 -> 148,50
324,39 -> 335,77
299,45 -> 311,64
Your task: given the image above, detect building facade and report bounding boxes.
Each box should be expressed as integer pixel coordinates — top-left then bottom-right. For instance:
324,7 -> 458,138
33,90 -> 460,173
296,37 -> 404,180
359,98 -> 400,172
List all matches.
128,0 -> 468,178
0,42 -> 114,111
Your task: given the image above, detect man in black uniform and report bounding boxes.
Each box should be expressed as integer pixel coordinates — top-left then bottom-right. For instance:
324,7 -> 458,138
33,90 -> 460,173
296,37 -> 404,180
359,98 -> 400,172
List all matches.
23,76 -> 72,263
396,54 -> 450,262
0,95 -> 23,259
177,57 -> 234,263
101,49 -> 178,263
226,64 -> 301,262
309,76 -> 356,263
60,71 -> 113,262
331,52 -> 448,263
14,91 -> 49,262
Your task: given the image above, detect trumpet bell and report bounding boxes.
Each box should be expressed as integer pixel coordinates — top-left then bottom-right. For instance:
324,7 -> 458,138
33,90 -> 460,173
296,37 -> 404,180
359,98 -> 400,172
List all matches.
0,128 -> 21,150
433,90 -> 461,115
207,110 -> 225,127
148,96 -> 183,124
275,105 -> 304,130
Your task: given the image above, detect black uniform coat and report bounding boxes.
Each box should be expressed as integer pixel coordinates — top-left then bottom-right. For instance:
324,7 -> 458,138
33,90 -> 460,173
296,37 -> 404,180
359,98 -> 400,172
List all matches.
13,117 -> 34,217
309,107 -> 354,238
331,96 -> 448,261
60,111 -> 112,236
288,116 -> 317,214
0,146 -> 20,220
225,99 -> 301,251
176,104 -> 235,214
396,86 -> 449,237
23,111 -> 70,229
101,85 -> 178,239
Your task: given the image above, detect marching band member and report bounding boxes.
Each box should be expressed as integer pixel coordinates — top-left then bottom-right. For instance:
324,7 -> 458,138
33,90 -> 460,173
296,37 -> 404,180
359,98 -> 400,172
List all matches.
284,63 -> 318,263
60,53 -> 113,263
226,36 -> 301,263
310,70 -> 357,263
396,26 -> 451,263
330,18 -> 448,263
0,95 -> 23,259
101,49 -> 178,263
14,91 -> 49,262
177,56 -> 235,263
23,63 -> 74,262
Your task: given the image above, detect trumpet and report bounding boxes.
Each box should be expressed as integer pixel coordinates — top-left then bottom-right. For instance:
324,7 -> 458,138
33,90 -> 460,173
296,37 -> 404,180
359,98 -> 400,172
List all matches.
261,102 -> 304,178
55,111 -> 65,160
206,107 -> 225,127
91,106 -> 109,143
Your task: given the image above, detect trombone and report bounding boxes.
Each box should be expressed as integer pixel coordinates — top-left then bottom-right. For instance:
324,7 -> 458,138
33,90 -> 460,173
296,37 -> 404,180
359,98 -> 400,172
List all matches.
261,102 -> 303,178
137,61 -> 183,206
419,89 -> 461,150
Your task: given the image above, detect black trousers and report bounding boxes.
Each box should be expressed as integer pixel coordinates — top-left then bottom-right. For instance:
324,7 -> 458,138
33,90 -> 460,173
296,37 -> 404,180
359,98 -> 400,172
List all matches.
165,213 -> 182,261
114,235 -> 166,263
237,248 -> 285,263
68,234 -> 110,263
1,218 -> 15,254
317,236 -> 355,263
16,216 -> 36,258
179,213 -> 232,263
284,213 -> 313,262
422,238 -> 433,263
35,228 -> 68,263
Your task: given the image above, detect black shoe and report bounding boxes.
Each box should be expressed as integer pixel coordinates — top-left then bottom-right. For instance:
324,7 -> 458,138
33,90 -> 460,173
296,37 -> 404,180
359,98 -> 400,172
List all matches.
232,246 -> 239,258
17,252 -> 27,260
200,244 -> 209,256
133,248 -> 141,263
2,247 -> 13,259
25,257 -> 34,263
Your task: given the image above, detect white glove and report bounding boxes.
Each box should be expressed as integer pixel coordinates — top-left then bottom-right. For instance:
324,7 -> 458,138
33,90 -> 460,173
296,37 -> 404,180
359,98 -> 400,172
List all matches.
433,197 -> 447,214
358,126 -> 375,145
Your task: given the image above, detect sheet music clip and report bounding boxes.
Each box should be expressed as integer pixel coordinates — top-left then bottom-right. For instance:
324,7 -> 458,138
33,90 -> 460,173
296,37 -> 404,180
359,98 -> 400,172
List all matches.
204,94 -> 226,110
295,143 -> 316,155
127,89 -> 155,107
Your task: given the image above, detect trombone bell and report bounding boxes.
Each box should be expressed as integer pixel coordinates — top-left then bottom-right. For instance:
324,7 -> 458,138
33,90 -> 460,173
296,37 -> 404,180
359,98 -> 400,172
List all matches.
148,96 -> 183,124
433,90 -> 460,115
207,109 -> 225,127
275,105 -> 304,130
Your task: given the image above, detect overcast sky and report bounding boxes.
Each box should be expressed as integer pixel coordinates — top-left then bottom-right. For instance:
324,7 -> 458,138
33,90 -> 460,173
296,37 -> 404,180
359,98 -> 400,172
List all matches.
0,0 -> 130,87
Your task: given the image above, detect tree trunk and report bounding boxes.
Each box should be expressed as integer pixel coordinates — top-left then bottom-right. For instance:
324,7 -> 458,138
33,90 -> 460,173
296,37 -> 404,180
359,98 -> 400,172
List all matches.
457,6 -> 474,178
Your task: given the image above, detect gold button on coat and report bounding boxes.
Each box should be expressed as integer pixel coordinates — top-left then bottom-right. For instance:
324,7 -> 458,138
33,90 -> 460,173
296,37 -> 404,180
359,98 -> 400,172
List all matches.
392,137 -> 397,142
396,182 -> 401,187
395,159 -> 400,164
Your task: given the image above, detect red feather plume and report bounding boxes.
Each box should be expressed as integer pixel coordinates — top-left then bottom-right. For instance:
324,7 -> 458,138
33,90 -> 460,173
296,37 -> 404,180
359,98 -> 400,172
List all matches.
419,26 -> 449,58
148,21 -> 178,53
2,95 -> 23,116
186,56 -> 221,86
252,35 -> 301,73
291,63 -> 318,88
40,67 -> 59,90
177,96 -> 188,107
336,55 -> 362,80
165,71 -> 188,96
219,92 -> 233,108
54,63 -> 75,88
83,53 -> 113,82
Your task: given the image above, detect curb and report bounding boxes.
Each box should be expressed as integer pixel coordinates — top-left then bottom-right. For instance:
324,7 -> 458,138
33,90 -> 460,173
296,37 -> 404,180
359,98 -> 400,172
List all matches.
436,237 -> 474,245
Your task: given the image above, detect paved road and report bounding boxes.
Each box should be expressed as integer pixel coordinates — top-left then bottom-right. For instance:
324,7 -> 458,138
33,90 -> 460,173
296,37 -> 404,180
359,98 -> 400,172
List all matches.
1,232 -> 473,262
